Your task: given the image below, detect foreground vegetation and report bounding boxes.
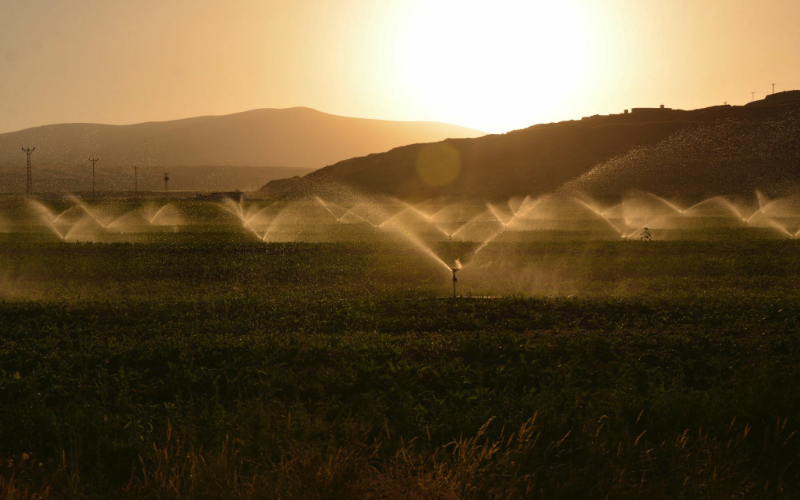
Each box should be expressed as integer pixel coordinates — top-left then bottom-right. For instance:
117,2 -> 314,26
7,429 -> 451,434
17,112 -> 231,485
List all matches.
1,233 -> 799,498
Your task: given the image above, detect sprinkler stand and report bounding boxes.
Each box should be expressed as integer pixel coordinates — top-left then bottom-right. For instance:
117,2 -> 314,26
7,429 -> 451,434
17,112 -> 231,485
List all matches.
452,268 -> 459,299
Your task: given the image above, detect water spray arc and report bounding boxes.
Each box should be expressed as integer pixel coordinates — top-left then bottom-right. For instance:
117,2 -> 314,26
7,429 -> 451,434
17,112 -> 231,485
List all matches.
681,196 -> 745,220
486,203 -> 513,227
645,192 -> 684,214
469,197 -> 543,259
573,198 -> 625,236
617,191 -> 794,239
314,196 -> 347,221
28,193 -> 192,242
219,198 -> 268,240
13,190 -> 800,297
312,197 -> 375,228
396,200 -> 454,239
22,148 -> 35,196
312,195 -> 459,292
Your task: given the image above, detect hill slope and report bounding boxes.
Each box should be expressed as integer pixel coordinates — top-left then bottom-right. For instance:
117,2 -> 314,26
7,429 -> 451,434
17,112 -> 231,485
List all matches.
260,93 -> 800,200
562,108 -> 800,199
0,108 -> 484,193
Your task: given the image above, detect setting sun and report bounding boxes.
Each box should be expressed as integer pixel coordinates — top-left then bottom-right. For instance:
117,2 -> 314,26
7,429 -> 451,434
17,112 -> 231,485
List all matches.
400,0 -> 591,132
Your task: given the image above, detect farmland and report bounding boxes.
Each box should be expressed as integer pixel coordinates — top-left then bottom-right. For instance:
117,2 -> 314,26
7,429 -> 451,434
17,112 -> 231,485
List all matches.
1,197 -> 800,498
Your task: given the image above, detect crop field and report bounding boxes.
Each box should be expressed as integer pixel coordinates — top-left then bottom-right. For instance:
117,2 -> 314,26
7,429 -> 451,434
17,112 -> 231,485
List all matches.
1,196 -> 800,498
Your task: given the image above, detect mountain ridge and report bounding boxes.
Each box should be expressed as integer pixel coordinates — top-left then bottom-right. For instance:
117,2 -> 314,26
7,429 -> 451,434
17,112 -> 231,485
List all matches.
0,107 -> 484,168
0,107 -> 484,193
259,93 -> 800,200
5,106 -> 477,134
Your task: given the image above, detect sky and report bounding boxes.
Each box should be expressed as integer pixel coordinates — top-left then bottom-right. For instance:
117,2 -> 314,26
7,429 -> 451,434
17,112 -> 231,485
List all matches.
1,0 -> 799,135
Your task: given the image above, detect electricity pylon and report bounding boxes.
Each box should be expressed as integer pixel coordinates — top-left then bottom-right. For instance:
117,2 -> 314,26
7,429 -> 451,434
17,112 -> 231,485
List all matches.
22,147 -> 35,196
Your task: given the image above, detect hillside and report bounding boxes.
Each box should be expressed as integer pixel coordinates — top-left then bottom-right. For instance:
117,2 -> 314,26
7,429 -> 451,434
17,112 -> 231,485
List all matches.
562,108 -> 800,200
260,93 -> 800,200
0,108 -> 483,193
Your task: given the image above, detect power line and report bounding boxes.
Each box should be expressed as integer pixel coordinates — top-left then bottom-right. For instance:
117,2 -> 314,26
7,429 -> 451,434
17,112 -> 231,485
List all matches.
89,158 -> 99,201
22,147 -> 35,196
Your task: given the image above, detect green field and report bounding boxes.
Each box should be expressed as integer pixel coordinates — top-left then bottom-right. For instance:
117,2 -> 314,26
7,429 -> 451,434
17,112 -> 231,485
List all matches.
1,198 -> 800,498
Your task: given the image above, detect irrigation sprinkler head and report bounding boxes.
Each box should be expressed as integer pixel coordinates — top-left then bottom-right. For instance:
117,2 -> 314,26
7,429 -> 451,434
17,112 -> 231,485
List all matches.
451,267 -> 459,299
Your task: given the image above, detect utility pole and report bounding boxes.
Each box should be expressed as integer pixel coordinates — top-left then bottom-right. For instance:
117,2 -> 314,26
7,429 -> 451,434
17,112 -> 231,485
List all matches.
163,172 -> 169,200
22,147 -> 35,196
89,158 -> 99,201
772,83 -> 776,94
132,165 -> 139,196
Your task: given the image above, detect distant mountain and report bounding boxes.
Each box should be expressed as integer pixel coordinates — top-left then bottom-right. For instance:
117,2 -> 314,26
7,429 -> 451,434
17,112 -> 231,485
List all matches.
0,108 -> 484,193
259,92 -> 800,200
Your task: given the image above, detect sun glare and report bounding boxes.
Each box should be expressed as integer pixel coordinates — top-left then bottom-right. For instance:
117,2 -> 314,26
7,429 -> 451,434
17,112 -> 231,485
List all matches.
400,0 -> 591,133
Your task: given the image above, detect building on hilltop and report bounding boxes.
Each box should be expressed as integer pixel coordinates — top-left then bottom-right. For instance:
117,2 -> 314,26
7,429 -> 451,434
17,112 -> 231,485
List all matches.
631,104 -> 672,117
581,104 -> 674,122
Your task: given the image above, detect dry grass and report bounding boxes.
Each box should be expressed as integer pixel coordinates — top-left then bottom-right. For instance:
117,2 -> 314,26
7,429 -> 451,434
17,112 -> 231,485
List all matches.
3,415 -> 797,499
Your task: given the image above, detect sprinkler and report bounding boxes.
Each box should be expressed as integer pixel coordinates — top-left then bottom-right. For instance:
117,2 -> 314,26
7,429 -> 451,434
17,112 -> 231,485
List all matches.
451,267 -> 459,299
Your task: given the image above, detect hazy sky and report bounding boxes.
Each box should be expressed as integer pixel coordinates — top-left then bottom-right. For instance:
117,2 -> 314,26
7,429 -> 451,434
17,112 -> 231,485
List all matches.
2,0 -> 799,134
